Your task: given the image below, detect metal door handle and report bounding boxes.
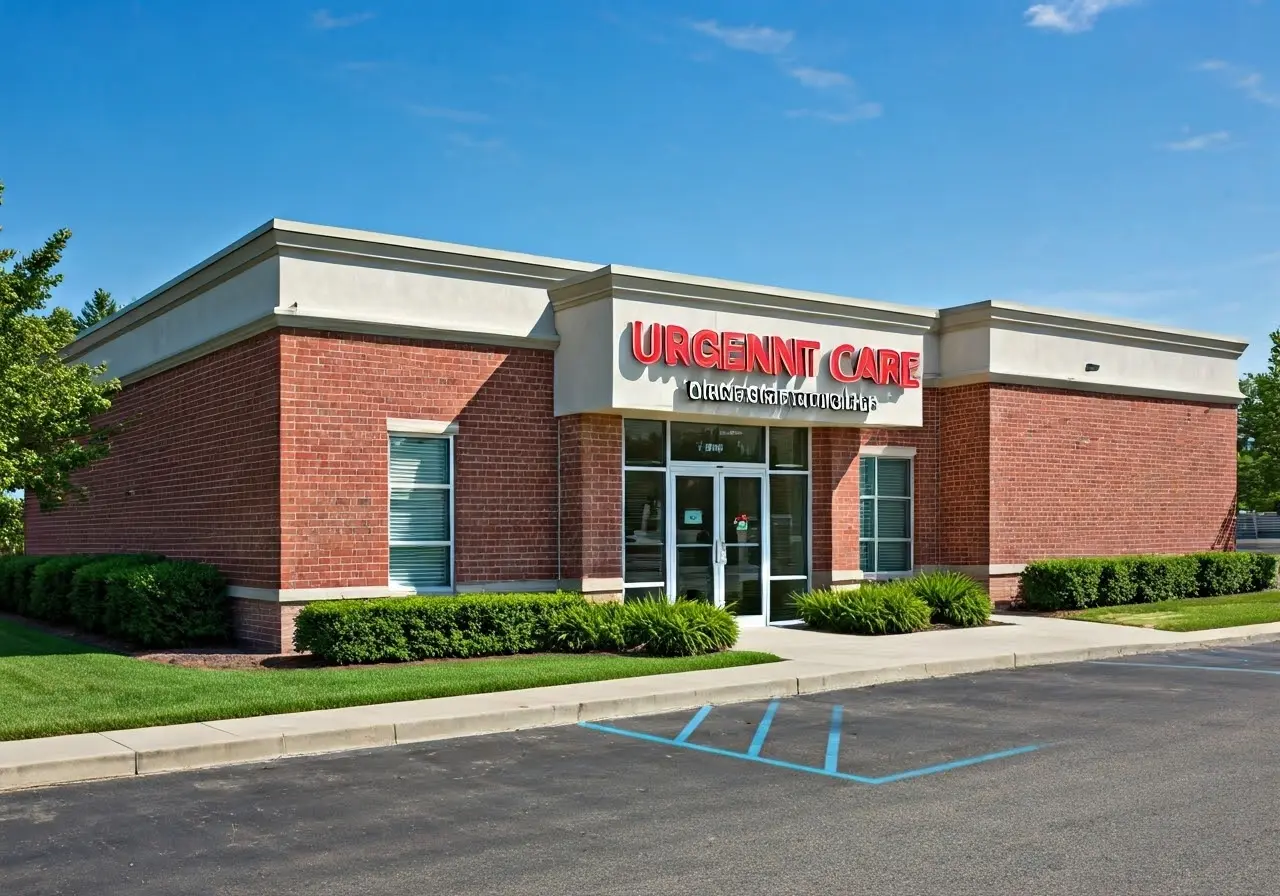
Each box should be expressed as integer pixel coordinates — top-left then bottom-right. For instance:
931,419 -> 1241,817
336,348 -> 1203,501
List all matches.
715,540 -> 727,565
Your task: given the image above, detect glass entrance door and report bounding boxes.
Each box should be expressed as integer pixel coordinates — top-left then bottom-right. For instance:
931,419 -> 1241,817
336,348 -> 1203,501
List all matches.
670,469 -> 766,623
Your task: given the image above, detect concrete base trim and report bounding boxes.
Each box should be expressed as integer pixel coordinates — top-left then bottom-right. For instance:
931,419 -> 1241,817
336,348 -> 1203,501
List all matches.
228,586 -> 416,603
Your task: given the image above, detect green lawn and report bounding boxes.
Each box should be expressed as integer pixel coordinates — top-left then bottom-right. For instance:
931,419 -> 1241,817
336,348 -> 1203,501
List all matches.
1069,590 -> 1280,632
0,620 -> 780,741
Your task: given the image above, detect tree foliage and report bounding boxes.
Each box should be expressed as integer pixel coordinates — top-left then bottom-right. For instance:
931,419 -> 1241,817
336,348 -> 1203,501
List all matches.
74,288 -> 119,331
0,180 -> 120,510
0,494 -> 21,555
1238,328 -> 1280,512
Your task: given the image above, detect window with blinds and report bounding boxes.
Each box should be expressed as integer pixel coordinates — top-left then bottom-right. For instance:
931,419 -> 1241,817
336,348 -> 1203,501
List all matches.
389,435 -> 453,590
858,455 -> 913,574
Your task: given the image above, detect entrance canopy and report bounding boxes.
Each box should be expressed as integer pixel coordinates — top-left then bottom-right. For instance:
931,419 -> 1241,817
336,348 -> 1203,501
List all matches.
549,265 -> 936,429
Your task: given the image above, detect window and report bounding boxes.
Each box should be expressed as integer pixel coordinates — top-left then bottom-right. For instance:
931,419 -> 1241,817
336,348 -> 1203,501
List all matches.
389,435 -> 453,590
670,422 -> 765,463
858,455 -> 912,574
624,420 -> 667,600
768,427 -> 808,621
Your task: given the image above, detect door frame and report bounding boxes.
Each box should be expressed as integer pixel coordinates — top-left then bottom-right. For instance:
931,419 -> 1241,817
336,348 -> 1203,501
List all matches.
667,463 -> 770,626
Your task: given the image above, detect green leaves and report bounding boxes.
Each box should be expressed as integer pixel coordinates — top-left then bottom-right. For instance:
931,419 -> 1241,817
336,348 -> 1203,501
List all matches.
73,288 -> 119,332
1238,329 -> 1280,511
0,179 -> 120,508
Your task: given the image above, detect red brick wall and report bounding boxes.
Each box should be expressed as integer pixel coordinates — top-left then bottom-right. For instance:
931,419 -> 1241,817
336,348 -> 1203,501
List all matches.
937,383 -> 991,566
558,413 -> 623,584
279,330 -> 559,589
24,332 -> 282,587
230,599 -> 303,652
988,384 -> 1237,562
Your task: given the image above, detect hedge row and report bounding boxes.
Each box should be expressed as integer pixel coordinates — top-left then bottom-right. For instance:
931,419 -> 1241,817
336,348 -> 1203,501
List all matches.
0,553 -> 230,648
794,571 -> 992,636
293,593 -> 740,663
1021,551 -> 1280,612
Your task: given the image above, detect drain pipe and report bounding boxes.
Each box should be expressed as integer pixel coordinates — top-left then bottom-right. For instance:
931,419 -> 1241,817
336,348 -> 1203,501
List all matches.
556,417 -> 562,589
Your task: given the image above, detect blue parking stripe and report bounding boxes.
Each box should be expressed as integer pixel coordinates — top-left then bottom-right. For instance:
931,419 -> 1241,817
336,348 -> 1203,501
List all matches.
747,701 -> 780,757
824,705 -> 844,773
1092,661 -> 1280,677
579,720 -> 1041,785
674,705 -> 713,743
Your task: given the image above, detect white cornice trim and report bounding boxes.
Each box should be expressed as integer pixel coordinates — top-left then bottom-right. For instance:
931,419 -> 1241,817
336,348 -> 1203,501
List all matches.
939,300 -> 1248,358
930,370 -> 1244,405
549,265 -> 940,332
273,308 -> 560,350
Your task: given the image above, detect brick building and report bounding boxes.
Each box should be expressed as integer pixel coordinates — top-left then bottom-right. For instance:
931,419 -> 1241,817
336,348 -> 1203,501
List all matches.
27,221 -> 1246,650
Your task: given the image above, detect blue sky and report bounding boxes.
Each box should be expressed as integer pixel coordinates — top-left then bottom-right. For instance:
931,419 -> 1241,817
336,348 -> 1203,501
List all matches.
2,0 -> 1277,370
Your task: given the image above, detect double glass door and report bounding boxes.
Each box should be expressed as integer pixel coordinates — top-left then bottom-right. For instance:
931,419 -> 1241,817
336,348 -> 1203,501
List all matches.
670,468 -> 765,623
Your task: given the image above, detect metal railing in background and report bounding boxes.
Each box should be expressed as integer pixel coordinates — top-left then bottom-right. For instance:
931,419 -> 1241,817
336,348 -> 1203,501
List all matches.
1237,511 -> 1280,547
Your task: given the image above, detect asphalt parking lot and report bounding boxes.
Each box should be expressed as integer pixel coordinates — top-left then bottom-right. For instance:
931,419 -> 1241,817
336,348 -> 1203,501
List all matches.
5,645 -> 1280,896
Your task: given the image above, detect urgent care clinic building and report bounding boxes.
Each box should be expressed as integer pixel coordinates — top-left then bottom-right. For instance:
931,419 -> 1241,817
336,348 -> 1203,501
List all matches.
27,220 -> 1247,651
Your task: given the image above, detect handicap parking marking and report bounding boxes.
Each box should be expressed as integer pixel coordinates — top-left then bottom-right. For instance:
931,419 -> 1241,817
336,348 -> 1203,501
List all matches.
579,702 -> 1044,786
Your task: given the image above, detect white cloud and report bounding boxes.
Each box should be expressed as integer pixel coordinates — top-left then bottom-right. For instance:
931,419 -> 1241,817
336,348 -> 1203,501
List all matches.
410,105 -> 491,123
689,20 -> 793,54
1024,0 -> 1139,34
786,103 -> 882,123
1196,60 -> 1280,108
311,9 -> 376,30
788,67 -> 853,89
1164,130 -> 1232,151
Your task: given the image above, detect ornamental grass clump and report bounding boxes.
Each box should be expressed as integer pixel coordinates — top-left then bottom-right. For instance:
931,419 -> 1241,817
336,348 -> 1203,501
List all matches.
908,571 -> 991,627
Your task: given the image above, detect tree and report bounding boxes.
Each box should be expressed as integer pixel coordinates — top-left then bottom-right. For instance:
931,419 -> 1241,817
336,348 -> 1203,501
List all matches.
0,180 -> 120,511
1238,328 -> 1280,512
74,287 -> 118,331
0,494 -> 21,554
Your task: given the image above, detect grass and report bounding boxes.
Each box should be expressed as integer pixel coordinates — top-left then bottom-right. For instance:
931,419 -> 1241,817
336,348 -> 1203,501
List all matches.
1069,590 -> 1280,633
0,620 -> 780,741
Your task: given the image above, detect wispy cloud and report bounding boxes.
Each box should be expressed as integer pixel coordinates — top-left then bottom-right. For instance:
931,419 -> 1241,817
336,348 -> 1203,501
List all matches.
785,104 -> 882,123
1196,59 -> 1280,107
311,9 -> 376,30
788,67 -> 852,89
688,20 -> 879,125
689,20 -> 793,54
447,133 -> 504,153
1024,0 -> 1139,34
1164,130 -> 1232,151
409,105 -> 491,124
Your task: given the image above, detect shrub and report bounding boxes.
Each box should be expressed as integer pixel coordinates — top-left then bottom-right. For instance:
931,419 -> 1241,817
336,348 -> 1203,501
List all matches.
1095,558 -> 1140,607
294,592 -> 585,664
1020,559 -> 1105,611
68,554 -> 164,632
544,601 -> 629,653
0,555 -> 49,615
795,582 -> 932,635
1130,555 -> 1199,603
1247,552 -> 1279,592
908,571 -> 991,627
1193,552 -> 1256,598
27,555 -> 97,623
617,598 -> 739,657
103,560 -> 230,647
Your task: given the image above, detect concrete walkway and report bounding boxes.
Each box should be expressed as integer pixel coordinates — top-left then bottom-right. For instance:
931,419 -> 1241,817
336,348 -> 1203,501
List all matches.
4,613 -> 1280,793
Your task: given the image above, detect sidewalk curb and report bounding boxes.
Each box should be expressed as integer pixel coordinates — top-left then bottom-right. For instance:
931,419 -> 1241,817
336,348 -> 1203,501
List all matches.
5,632 -> 1280,793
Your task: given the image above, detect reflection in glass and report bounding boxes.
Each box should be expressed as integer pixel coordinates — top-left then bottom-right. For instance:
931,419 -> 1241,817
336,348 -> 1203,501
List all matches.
624,419 -> 665,467
670,423 -> 765,464
724,545 -> 762,616
769,428 -> 808,470
769,475 -> 808,577
624,470 -> 665,584
674,475 -> 715,603
721,477 -> 762,545
769,578 -> 808,623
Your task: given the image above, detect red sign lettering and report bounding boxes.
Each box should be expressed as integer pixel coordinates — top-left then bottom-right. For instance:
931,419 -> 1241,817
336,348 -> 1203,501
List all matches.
627,322 -> 920,389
